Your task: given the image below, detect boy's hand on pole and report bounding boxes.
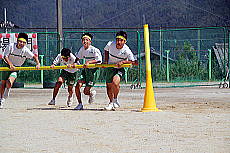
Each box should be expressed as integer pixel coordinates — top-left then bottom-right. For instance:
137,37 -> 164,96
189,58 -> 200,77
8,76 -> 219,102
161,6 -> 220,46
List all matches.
9,64 -> 15,70
72,63 -> 77,68
67,64 -> 71,68
116,61 -> 123,68
36,64 -> 40,69
50,64 -> 55,68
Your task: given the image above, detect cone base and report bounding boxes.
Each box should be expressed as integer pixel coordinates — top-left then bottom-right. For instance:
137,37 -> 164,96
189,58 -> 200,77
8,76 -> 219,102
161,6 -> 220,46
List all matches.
141,107 -> 161,112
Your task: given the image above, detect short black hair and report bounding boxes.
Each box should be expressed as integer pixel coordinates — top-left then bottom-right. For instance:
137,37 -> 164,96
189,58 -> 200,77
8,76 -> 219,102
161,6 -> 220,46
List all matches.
81,32 -> 93,40
61,48 -> 71,57
18,33 -> 28,43
116,31 -> 127,40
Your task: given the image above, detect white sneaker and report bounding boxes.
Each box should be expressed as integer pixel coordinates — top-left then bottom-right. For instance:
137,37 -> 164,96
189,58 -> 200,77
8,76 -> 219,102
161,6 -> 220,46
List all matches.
67,97 -> 72,107
112,99 -> 120,108
48,99 -> 56,105
104,103 -> 115,111
88,90 -> 96,104
0,98 -> 5,109
74,103 -> 83,110
0,102 -> 2,109
3,88 -> 10,99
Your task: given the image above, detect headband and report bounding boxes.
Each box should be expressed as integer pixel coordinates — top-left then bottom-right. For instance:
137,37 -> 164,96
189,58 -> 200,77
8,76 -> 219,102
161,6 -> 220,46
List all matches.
82,35 -> 92,41
18,38 -> 27,43
116,35 -> 126,41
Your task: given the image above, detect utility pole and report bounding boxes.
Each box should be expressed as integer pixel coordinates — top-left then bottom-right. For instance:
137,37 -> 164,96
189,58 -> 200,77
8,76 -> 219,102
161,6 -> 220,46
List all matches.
56,0 -> 63,51
143,14 -> 146,25
0,8 -> 15,33
4,8 -> 7,33
81,8 -> 85,32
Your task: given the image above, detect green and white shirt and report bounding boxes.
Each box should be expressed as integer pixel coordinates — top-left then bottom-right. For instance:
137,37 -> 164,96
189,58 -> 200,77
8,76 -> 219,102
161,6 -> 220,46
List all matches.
53,53 -> 79,73
104,41 -> 135,64
76,45 -> 102,64
3,43 -> 34,66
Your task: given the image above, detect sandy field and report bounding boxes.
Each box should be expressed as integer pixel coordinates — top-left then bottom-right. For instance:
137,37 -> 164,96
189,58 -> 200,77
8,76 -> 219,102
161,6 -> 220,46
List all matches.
0,86 -> 229,153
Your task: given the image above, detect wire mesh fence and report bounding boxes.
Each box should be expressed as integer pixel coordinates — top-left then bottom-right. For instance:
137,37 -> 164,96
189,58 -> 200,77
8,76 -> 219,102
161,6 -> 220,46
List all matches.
0,26 -> 229,87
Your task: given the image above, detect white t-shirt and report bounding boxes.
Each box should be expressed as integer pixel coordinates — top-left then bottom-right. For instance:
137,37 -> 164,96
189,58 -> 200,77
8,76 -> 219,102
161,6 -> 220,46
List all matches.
76,45 -> 102,64
104,41 -> 135,64
53,53 -> 79,73
3,43 -> 34,66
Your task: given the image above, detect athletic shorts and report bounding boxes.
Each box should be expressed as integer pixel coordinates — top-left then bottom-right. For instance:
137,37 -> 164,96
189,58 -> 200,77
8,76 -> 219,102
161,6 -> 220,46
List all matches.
0,61 -> 18,80
78,68 -> 100,87
60,70 -> 78,86
105,67 -> 127,83
0,71 -> 18,80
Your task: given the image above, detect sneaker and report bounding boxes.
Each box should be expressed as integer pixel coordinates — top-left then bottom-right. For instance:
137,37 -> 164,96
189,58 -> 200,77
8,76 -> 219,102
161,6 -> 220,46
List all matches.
3,88 -> 10,99
0,98 -> 5,109
74,103 -> 83,110
88,90 -> 96,104
104,103 -> 115,111
0,102 -> 2,109
67,97 -> 72,107
48,99 -> 56,105
113,99 -> 120,108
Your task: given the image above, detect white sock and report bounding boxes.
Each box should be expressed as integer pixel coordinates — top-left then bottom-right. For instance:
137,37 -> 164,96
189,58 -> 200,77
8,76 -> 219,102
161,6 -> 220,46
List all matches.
3,88 -> 10,99
0,98 -> 5,102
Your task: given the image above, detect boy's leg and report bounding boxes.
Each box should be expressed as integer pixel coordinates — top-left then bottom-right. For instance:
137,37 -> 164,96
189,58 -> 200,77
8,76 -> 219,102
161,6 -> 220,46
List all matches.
67,85 -> 73,107
84,68 -> 99,104
4,72 -> 17,99
0,80 -> 6,108
105,68 -> 117,102
104,68 -> 116,110
112,68 -> 125,100
106,83 -> 114,103
0,72 -> 17,108
65,71 -> 77,107
48,77 -> 64,105
0,80 -> 6,98
111,68 -> 126,108
104,84 -> 115,111
53,77 -> 64,99
111,75 -> 121,100
83,86 -> 91,95
6,76 -> 16,88
67,86 -> 73,99
74,81 -> 84,110
111,75 -> 121,108
104,68 -> 124,110
83,86 -> 96,104
75,81 -> 84,104
0,65 -> 8,98
105,80 -> 120,111
74,70 -> 85,110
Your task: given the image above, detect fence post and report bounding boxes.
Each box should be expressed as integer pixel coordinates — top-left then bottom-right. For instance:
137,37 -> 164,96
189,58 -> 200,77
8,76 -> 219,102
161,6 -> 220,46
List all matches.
197,29 -> 201,60
224,27 -> 227,76
165,50 -> 170,82
39,55 -> 44,84
159,27 -> 163,70
137,31 -> 141,86
229,32 -> 230,88
208,49 -> 212,81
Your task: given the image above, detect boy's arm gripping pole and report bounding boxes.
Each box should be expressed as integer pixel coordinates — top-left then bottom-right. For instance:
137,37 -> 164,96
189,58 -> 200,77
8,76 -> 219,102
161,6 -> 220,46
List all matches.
0,64 -> 132,71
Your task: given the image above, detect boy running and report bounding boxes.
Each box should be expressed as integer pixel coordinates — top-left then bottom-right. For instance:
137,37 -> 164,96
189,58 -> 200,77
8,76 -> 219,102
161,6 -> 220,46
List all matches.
104,31 -> 135,110
0,33 -> 40,108
48,48 -> 79,107
73,33 -> 102,110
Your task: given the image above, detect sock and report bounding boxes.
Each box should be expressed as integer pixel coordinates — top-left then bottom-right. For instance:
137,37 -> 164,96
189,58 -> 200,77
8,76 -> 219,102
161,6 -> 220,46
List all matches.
3,88 -> 10,99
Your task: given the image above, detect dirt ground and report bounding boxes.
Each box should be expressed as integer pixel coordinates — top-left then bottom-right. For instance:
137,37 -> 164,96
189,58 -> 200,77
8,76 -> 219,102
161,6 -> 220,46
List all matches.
0,86 -> 229,153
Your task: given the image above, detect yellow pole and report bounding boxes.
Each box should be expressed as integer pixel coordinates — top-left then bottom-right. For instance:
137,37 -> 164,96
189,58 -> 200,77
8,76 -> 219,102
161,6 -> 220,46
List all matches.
0,64 -> 132,71
141,24 -> 160,112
